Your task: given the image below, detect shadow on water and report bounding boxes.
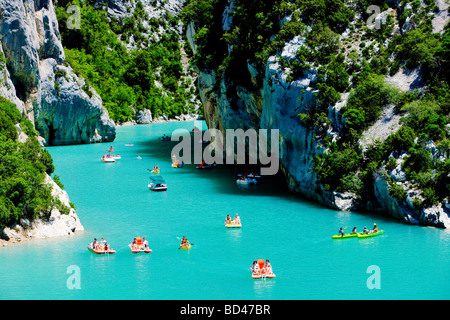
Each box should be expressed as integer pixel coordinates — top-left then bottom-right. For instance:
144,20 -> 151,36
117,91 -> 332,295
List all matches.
118,123 -> 409,224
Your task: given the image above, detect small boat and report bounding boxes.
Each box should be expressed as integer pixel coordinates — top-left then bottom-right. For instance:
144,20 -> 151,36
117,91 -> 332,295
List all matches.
199,139 -> 210,145
180,244 -> 191,250
357,230 -> 384,238
101,157 -> 116,163
251,259 -> 276,279
225,221 -> 242,228
125,143 -> 134,146
129,237 -> 152,253
148,175 -> 167,191
237,173 -> 261,179
331,233 -> 359,239
159,136 -> 170,141
236,177 -> 257,185
87,243 -> 116,254
196,162 -> 216,169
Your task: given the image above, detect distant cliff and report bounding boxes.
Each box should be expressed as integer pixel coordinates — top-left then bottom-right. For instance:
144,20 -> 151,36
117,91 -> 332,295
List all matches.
184,0 -> 450,228
0,0 -> 115,145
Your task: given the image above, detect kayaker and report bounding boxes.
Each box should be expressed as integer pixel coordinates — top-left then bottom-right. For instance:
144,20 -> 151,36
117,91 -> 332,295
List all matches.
362,226 -> 368,234
338,227 -> 345,237
351,227 -> 357,234
180,236 -> 188,247
372,223 -> 379,233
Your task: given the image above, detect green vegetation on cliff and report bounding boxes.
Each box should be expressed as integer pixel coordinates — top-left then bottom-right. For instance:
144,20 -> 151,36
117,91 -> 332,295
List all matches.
182,0 -> 450,210
0,97 -> 65,230
55,0 -> 198,123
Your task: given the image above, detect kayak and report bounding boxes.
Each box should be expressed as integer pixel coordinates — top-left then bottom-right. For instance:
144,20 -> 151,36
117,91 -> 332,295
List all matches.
180,244 -> 191,250
358,230 -> 384,238
87,244 -> 116,254
331,233 -> 359,239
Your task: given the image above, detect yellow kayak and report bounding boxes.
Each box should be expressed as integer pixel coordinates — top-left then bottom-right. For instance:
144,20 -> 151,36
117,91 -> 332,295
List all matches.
331,233 -> 359,239
357,230 -> 384,238
180,244 -> 191,250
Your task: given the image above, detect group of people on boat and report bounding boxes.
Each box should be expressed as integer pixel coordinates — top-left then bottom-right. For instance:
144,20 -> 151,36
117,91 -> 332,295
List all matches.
91,237 -> 114,253
338,223 -> 380,236
130,237 -> 149,251
102,153 -> 120,160
171,155 -> 184,168
160,134 -> 170,141
250,259 -> 275,278
225,213 -> 241,226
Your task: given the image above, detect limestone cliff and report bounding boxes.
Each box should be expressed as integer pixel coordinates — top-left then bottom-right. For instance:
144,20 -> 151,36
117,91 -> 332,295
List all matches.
0,0 -> 115,145
186,1 -> 450,228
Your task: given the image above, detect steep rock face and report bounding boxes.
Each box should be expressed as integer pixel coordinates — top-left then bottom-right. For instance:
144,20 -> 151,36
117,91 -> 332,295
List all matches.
188,5 -> 450,228
0,0 -> 115,145
36,59 -> 115,145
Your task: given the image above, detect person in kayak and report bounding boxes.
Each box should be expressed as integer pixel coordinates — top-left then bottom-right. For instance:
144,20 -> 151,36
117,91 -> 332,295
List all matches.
362,226 -> 368,234
351,227 -> 357,234
372,223 -> 379,233
180,236 -> 189,247
338,227 -> 345,237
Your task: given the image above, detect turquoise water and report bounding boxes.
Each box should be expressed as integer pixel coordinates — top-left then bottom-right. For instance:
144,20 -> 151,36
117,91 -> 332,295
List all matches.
0,121 -> 449,300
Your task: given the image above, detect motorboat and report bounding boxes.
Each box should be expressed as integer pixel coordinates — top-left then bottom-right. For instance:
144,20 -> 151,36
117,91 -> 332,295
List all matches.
148,175 -> 167,191
236,177 -> 257,185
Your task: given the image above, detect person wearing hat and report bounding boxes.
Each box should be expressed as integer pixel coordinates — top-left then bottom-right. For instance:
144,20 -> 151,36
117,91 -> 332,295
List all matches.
362,226 -> 368,234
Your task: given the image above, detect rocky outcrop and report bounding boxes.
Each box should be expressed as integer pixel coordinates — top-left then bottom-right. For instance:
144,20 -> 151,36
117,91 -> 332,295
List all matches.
1,173 -> 84,245
0,0 -> 115,145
